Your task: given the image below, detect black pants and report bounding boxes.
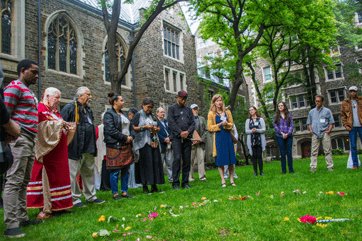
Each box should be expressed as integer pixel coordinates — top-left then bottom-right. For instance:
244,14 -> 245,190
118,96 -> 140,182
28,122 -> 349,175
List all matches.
252,145 -> 263,172
171,138 -> 192,187
101,159 -> 111,191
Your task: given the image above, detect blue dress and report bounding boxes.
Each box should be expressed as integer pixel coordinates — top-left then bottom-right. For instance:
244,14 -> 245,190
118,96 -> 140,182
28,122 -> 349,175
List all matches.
215,114 -> 236,166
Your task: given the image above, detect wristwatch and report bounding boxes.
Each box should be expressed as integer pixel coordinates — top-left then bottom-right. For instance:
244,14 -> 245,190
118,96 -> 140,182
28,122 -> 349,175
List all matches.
140,126 -> 144,131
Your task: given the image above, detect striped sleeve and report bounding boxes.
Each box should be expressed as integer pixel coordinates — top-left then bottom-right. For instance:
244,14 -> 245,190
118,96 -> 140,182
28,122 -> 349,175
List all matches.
4,84 -> 22,114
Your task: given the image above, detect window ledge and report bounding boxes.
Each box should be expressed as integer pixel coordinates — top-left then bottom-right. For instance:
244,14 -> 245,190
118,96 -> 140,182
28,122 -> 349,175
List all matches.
103,81 -> 131,89
282,84 -> 303,90
291,106 -> 310,111
325,77 -> 344,82
46,69 -> 83,79
0,53 -> 21,62
164,90 -> 178,95
163,54 -> 184,64
329,102 -> 343,106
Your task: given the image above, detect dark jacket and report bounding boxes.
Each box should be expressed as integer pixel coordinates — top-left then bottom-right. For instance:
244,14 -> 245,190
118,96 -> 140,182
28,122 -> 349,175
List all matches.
103,108 -> 135,149
60,100 -> 97,160
157,118 -> 170,153
195,116 -> 208,150
167,103 -> 196,141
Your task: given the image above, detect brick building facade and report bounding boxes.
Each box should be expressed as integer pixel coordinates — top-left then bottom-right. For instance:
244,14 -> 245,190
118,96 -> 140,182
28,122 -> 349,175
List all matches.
0,0 -> 200,126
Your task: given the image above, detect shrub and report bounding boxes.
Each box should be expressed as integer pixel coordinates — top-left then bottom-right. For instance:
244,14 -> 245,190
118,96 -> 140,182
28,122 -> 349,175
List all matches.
331,148 -> 345,155
357,149 -> 362,154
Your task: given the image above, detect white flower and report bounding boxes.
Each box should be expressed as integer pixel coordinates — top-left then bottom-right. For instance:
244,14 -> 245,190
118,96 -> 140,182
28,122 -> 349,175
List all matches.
122,217 -> 126,221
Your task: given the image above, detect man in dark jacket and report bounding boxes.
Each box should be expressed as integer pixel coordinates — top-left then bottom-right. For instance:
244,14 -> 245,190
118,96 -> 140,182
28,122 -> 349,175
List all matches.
167,90 -> 195,190
60,87 -> 104,207
156,107 -> 173,183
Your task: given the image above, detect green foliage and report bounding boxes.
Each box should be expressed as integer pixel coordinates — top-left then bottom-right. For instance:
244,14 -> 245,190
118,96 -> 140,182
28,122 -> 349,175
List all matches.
332,148 -> 345,155
358,149 -> 362,155
3,156 -> 362,240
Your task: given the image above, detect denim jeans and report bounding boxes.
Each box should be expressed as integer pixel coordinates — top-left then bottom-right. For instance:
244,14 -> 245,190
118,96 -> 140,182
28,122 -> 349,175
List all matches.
110,167 -> 129,194
349,127 -> 362,167
276,136 -> 293,172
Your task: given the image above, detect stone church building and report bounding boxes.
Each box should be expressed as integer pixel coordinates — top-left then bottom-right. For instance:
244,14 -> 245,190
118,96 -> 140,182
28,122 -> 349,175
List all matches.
0,0 -> 201,125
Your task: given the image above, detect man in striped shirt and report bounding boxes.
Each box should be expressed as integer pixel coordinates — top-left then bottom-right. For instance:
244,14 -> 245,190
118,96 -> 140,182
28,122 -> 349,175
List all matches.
3,59 -> 42,238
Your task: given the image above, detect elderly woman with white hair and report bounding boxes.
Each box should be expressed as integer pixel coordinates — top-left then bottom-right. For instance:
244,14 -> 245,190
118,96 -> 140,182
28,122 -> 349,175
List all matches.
27,87 -> 73,219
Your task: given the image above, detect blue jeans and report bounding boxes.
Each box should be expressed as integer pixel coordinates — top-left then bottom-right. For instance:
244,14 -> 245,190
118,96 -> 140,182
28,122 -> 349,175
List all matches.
276,136 -> 293,172
110,167 -> 129,194
349,127 -> 362,167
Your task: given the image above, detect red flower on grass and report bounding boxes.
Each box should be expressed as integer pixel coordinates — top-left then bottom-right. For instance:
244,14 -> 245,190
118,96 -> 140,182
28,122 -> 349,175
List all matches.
299,215 -> 316,224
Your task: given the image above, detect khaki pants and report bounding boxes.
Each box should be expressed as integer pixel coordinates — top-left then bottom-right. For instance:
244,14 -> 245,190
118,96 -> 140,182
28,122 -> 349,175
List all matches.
4,131 -> 35,229
161,148 -> 173,182
189,145 -> 206,180
69,156 -> 97,205
311,133 -> 334,169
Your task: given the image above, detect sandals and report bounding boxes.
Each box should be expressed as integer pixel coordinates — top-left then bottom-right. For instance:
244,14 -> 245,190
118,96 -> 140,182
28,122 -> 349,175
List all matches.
221,183 -> 227,188
230,182 -> 236,187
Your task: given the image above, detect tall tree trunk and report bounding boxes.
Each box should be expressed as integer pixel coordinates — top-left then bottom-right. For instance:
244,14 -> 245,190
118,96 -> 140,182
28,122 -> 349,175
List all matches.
239,134 -> 250,165
308,63 -> 317,108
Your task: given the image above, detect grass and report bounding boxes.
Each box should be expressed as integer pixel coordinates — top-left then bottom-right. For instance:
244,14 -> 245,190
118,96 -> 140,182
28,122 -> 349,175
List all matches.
1,155 -> 361,240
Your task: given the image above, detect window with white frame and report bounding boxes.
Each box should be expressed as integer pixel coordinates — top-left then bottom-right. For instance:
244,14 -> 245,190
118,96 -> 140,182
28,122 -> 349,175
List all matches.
329,89 -> 345,104
1,0 -> 12,54
326,64 -> 343,80
358,12 -> 362,24
163,23 -> 180,60
263,67 -> 272,83
164,66 -> 186,93
290,95 -> 309,109
294,118 -> 307,132
334,115 -> 341,127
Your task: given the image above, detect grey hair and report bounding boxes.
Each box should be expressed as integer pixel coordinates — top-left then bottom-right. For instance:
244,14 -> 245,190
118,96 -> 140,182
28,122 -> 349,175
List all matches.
74,87 -> 89,100
156,107 -> 164,114
43,87 -> 60,104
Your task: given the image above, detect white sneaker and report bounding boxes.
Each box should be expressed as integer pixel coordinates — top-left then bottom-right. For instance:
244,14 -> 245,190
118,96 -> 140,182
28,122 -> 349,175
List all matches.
233,174 -> 239,179
200,177 -> 208,181
189,178 -> 195,182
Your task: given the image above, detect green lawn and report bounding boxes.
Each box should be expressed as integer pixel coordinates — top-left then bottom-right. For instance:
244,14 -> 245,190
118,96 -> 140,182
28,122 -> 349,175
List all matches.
1,155 -> 361,240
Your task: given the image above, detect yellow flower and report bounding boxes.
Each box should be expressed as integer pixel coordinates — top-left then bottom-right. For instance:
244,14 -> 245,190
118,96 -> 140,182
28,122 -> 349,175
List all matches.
160,205 -> 164,208
325,217 -> 332,219
284,217 -> 289,221
125,227 -> 131,231
163,212 -> 166,215
92,233 -> 98,237
297,218 -> 301,222
326,191 -> 334,195
317,223 -> 327,228
316,216 -> 322,220
201,197 -> 207,200
98,215 -> 106,222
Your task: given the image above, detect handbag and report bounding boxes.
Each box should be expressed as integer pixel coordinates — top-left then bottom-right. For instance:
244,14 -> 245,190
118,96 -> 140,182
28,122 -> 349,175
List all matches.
106,144 -> 135,169
150,133 -> 159,148
230,133 -> 238,144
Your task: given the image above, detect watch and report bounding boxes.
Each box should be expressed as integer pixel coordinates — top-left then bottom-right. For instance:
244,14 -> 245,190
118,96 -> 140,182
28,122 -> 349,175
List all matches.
140,126 -> 144,131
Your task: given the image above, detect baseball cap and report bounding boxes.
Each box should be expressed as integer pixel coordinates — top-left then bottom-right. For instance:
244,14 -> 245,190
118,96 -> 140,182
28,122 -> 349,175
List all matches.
190,104 -> 198,109
349,86 -> 358,91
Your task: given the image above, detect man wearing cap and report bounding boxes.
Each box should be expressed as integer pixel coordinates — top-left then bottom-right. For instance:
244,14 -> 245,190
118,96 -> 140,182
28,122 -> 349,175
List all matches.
189,104 -> 208,182
167,90 -> 196,190
341,86 -> 362,169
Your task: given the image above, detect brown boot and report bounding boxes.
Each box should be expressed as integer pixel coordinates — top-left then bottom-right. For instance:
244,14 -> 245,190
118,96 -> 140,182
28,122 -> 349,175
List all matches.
351,166 -> 358,170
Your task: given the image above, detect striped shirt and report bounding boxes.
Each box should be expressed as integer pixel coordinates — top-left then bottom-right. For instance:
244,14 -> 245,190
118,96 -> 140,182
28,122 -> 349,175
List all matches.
4,80 -> 38,136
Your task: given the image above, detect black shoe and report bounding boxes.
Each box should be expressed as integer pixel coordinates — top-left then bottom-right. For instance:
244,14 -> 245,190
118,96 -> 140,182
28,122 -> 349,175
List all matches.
173,185 -> 180,190
281,171 -> 286,174
150,185 -> 159,193
260,171 -> 265,176
182,184 -> 191,189
290,170 -> 295,174
74,202 -> 86,207
4,228 -> 25,238
19,220 -> 43,227
254,172 -> 258,177
92,199 -> 105,204
143,186 -> 150,194
113,195 -> 122,200
121,193 -> 135,198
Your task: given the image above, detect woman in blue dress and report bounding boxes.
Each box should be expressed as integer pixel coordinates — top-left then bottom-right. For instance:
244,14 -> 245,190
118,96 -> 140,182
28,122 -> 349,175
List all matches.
208,94 -> 236,188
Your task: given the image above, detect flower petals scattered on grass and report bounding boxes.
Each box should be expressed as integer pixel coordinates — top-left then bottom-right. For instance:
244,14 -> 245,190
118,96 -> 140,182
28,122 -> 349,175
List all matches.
146,235 -> 152,239
303,191 -> 307,194
256,191 -> 260,196
169,209 -> 179,217
98,215 -> 105,222
92,233 -> 98,237
337,192 -> 346,196
326,191 -> 334,195
124,227 -> 131,231
179,206 -> 183,209
317,223 -> 328,228
284,217 -> 289,221
325,217 -> 332,219
293,190 -> 301,195
201,197 -> 207,200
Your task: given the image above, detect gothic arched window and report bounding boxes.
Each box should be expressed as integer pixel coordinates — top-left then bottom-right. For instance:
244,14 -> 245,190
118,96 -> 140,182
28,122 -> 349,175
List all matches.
104,37 -> 126,85
47,14 -> 77,75
1,0 -> 12,54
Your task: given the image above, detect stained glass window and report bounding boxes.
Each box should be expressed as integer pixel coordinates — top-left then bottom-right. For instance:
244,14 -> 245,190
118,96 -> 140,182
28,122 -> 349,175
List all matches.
163,23 -> 180,60
1,0 -> 12,54
104,36 -> 127,86
47,14 -> 78,74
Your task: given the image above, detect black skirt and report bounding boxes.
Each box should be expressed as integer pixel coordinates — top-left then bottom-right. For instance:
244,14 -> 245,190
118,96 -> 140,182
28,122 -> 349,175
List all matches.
135,144 -> 165,185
